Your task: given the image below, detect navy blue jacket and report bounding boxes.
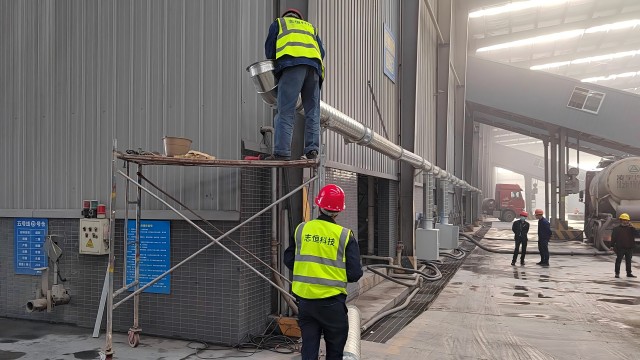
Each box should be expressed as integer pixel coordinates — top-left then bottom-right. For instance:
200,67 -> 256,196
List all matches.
537,217 -> 552,241
265,19 -> 325,88
284,214 -> 363,301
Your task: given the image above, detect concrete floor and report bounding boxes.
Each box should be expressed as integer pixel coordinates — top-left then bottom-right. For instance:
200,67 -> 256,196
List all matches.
1,223 -> 638,360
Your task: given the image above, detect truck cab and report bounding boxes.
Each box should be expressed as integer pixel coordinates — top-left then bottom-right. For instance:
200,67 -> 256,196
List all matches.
481,184 -> 526,222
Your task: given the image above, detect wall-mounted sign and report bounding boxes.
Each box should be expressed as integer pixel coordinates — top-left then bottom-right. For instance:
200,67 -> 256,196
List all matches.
384,23 -> 397,83
126,220 -> 171,294
15,218 -> 48,275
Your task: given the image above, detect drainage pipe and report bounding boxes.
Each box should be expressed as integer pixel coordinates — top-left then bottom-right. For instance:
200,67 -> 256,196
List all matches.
460,233 -> 612,256
343,305 -> 361,360
246,61 -> 481,194
360,255 -> 394,266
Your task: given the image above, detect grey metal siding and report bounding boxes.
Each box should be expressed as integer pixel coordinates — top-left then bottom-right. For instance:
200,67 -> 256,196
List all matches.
0,0 -> 275,215
310,0 -> 399,178
414,0 -> 438,164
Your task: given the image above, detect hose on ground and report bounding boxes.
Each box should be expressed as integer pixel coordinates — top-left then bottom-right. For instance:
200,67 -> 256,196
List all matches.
440,247 -> 466,260
361,287 -> 421,332
460,233 -> 611,256
367,264 -> 442,284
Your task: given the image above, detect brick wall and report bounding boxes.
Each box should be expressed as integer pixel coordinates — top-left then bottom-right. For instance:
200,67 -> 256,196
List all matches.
0,168 -> 272,346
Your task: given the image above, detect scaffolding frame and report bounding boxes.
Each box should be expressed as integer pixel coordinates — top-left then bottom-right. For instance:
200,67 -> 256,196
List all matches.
100,140 -> 319,358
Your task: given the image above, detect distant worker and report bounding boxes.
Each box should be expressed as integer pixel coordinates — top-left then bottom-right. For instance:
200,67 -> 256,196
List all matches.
534,209 -> 551,266
263,8 -> 325,161
284,184 -> 363,360
610,213 -> 637,278
511,211 -> 530,266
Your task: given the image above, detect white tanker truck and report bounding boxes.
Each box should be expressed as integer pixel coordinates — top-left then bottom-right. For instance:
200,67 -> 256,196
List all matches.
582,156 -> 640,250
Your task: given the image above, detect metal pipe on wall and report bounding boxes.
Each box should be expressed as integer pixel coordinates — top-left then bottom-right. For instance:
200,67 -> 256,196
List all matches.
246,61 -> 482,195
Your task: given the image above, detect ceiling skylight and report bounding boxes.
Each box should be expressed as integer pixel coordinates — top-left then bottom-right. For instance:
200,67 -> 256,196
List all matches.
477,20 -> 640,53
582,71 -> 640,83
469,0 -> 571,18
530,49 -> 640,70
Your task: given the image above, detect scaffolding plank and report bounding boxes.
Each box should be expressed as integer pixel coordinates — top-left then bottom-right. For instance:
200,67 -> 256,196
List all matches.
116,152 -> 318,168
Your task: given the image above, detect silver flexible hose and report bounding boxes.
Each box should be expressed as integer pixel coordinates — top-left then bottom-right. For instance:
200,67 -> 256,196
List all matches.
360,287 -> 421,332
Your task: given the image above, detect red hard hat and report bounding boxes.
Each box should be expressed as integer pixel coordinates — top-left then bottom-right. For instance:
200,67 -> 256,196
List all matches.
534,209 -> 544,215
282,8 -> 304,20
315,184 -> 345,212
520,211 -> 528,217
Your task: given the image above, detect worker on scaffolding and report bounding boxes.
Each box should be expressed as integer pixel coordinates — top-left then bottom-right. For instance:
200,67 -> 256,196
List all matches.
284,184 -> 363,360
262,8 -> 325,161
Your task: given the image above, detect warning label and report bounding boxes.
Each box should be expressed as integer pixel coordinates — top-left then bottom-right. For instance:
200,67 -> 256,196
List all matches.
86,239 -> 94,248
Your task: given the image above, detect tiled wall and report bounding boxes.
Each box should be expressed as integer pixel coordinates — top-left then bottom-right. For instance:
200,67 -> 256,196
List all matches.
0,168 -> 272,345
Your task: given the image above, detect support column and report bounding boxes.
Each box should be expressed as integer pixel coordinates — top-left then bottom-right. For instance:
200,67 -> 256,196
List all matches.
544,140 -> 549,217
550,133 -> 558,226
399,0 -> 420,256
524,176 -> 533,215
558,128 -> 567,224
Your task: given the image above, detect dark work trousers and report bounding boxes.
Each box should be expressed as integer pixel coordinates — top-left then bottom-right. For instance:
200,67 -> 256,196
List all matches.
615,248 -> 634,275
538,239 -> 549,264
298,297 -> 349,360
512,239 -> 527,263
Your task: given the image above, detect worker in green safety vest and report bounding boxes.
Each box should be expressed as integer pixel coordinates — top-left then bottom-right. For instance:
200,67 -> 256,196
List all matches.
263,8 -> 325,161
284,184 -> 363,360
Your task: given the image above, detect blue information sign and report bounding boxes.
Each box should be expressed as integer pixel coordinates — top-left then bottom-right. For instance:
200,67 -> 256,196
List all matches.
15,218 -> 48,275
383,23 -> 397,83
126,220 -> 171,294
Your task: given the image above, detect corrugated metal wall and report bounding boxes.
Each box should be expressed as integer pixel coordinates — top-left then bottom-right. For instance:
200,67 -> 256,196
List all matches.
413,0 -> 438,164
310,0 -> 399,178
0,0 -> 275,215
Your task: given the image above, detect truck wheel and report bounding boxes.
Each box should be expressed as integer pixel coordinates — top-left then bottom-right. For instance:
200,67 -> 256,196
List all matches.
502,210 -> 516,222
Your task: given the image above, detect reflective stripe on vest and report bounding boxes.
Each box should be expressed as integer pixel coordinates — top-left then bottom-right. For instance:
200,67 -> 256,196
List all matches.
291,220 -> 350,299
275,17 -> 324,79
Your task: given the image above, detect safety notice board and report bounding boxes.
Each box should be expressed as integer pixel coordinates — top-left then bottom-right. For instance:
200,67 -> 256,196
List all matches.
126,220 -> 171,294
15,218 -> 48,275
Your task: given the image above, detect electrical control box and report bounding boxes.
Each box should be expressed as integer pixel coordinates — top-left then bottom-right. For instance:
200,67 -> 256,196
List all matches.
79,218 -> 110,255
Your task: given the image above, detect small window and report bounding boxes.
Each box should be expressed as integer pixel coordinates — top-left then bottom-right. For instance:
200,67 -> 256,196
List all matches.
567,86 -> 605,114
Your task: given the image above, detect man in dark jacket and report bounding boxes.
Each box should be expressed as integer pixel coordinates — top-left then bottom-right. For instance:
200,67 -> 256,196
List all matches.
512,211 -> 530,266
284,184 -> 363,360
534,209 -> 552,266
610,213 -> 637,278
263,8 -> 325,161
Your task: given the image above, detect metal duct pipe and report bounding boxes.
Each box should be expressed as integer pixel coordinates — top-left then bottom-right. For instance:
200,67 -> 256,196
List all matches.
246,61 -> 481,194
343,305 -> 361,360
26,298 -> 48,312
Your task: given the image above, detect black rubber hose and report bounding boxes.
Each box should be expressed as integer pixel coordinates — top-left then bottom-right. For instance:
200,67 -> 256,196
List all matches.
460,233 -> 612,256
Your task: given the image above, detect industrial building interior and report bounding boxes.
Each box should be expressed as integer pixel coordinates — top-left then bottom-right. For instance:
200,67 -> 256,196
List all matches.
1,0 -> 639,359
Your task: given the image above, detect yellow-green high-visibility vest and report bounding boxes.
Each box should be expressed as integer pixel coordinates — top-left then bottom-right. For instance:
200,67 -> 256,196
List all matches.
275,17 -> 324,80
291,220 -> 351,299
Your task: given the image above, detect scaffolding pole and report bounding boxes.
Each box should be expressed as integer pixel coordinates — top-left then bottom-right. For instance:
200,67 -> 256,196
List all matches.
101,149 -> 318,358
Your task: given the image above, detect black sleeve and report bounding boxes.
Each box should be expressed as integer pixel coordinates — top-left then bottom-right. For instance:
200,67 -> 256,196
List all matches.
283,239 -> 295,272
512,221 -> 518,234
610,227 -> 618,248
345,231 -> 364,283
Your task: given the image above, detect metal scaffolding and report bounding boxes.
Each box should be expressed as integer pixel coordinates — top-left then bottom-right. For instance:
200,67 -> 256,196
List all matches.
99,140 -> 318,359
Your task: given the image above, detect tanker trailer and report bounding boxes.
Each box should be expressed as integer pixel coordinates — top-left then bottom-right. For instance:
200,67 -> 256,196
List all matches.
582,157 -> 640,250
